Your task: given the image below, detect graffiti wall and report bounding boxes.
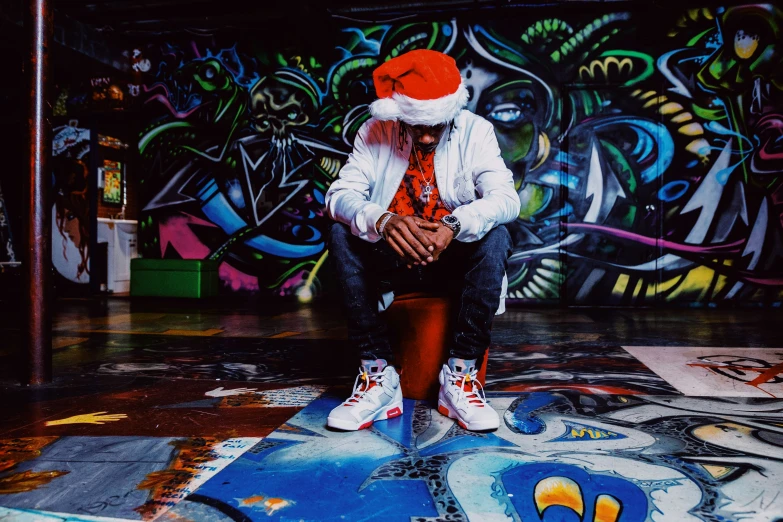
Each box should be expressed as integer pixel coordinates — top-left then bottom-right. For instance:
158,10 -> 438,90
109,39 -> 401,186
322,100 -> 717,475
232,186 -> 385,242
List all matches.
138,4 -> 783,306
0,179 -> 16,265
52,122 -> 92,287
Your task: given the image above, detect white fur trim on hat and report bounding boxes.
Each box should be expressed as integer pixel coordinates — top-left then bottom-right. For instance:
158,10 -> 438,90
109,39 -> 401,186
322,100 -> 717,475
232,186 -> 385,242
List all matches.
367,97 -> 401,122
369,80 -> 469,126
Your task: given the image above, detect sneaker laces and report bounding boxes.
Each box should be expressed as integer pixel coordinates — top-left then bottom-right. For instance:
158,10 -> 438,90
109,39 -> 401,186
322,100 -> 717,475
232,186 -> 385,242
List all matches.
450,369 -> 487,408
344,367 -> 386,406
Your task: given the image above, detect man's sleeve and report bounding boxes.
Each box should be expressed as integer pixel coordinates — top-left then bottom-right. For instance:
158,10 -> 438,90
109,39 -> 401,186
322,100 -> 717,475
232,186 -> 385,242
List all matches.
325,120 -> 387,243
451,122 -> 521,242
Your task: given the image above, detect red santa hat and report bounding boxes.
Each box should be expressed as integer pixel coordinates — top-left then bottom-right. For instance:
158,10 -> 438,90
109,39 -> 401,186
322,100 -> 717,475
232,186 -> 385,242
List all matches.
369,49 -> 469,126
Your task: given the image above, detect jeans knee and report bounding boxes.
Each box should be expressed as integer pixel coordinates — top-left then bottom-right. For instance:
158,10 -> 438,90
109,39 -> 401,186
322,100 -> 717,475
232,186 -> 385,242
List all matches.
481,225 -> 513,258
328,222 -> 352,251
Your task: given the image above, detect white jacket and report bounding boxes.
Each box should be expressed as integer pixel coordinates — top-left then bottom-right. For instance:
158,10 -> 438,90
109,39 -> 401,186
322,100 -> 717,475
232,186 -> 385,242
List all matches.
325,109 -> 521,312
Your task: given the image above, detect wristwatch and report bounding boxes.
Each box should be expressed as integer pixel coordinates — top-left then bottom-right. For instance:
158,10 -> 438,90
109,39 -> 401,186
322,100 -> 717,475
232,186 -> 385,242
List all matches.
440,214 -> 461,237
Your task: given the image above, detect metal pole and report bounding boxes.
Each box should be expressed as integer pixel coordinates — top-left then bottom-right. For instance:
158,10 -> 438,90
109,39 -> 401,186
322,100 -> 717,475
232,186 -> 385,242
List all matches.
24,0 -> 53,384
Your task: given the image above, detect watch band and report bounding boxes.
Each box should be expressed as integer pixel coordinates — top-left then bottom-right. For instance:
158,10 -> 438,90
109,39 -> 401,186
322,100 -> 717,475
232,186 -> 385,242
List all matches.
440,215 -> 461,237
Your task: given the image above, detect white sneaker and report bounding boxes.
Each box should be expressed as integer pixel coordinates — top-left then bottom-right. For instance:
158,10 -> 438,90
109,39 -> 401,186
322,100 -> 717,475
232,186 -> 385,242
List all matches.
327,359 -> 403,431
438,358 -> 499,431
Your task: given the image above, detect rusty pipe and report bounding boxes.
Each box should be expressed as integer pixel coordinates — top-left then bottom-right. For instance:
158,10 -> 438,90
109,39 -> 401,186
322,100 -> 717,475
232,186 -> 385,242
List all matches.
23,0 -> 53,384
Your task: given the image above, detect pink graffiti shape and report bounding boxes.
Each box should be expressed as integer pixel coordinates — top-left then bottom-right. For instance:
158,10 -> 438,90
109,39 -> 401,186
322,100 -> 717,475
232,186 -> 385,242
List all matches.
159,213 -> 216,259
219,262 -> 259,292
565,223 -> 745,254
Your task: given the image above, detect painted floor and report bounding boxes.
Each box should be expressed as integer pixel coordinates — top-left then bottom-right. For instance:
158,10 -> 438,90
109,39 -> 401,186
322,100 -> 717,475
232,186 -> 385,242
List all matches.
0,299 -> 782,521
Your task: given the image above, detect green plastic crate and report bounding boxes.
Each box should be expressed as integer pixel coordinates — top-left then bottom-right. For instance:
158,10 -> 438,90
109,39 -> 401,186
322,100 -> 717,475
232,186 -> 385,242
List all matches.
131,258 -> 219,298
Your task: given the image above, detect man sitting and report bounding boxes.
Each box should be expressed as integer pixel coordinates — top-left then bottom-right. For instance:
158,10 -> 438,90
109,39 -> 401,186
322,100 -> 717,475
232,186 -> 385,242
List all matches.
324,49 -> 520,432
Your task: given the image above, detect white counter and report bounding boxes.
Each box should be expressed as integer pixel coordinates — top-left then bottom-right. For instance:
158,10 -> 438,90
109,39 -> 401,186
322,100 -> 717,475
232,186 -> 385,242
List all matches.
97,218 -> 138,293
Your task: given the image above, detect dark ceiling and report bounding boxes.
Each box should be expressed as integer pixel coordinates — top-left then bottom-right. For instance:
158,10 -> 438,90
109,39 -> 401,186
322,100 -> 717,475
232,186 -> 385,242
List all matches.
1,0 -> 758,39
49,0 -> 500,36
48,0 -> 757,37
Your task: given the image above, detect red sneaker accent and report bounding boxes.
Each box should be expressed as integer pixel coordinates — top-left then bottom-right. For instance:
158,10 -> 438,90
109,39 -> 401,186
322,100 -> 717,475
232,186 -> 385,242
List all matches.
358,420 -> 373,430
386,407 -> 402,419
458,420 -> 468,430
438,404 -> 451,417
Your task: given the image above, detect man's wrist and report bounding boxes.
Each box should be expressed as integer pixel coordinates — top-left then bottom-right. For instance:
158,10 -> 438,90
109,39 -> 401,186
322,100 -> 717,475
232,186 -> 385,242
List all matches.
439,214 -> 461,238
376,212 -> 395,237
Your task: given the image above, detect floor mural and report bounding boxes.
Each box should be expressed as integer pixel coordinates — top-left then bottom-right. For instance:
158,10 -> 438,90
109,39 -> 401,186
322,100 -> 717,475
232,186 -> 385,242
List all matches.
4,303 -> 783,521
0,333 -> 354,384
0,436 -> 259,520
624,346 -> 783,398
164,393 -> 783,522
487,344 -> 679,395
0,381 -> 326,439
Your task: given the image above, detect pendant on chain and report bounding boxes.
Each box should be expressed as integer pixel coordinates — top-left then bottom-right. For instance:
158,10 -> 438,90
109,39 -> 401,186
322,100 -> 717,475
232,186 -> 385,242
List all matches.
420,184 -> 433,204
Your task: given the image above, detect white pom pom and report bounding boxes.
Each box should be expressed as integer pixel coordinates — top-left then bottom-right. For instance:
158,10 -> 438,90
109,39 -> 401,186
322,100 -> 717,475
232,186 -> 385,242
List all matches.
369,98 -> 402,121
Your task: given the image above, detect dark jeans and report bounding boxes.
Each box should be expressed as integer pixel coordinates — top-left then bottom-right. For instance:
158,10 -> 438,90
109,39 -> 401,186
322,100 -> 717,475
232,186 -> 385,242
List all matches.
328,221 -> 512,364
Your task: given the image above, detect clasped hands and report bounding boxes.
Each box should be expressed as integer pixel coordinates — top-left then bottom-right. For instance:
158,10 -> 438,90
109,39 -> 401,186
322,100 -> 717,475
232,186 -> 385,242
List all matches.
377,214 -> 453,268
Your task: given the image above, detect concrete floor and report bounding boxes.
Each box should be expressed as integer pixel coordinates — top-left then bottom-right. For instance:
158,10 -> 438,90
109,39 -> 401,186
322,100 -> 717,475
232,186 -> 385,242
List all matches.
0,298 -> 782,521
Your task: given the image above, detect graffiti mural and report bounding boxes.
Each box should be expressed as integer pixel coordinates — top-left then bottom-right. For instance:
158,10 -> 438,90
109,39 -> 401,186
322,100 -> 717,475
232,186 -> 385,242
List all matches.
625,346 -> 783,398
0,436 -> 259,520
170,392 -> 783,521
487,344 -> 680,395
139,4 -> 783,305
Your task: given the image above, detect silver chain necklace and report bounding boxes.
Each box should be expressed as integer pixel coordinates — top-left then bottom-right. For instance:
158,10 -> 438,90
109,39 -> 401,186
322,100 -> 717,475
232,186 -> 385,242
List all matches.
412,146 -> 435,204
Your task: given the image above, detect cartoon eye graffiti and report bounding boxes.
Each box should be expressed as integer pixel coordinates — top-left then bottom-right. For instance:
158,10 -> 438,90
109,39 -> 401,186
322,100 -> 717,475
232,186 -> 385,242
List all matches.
734,29 -> 759,59
202,64 -> 217,80
489,103 -> 524,124
688,458 -> 758,483
535,476 -> 584,517
518,183 -> 554,220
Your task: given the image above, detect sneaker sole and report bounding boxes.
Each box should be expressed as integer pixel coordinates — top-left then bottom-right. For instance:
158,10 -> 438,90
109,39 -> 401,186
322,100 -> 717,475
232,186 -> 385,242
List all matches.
437,400 -> 499,431
327,400 -> 403,431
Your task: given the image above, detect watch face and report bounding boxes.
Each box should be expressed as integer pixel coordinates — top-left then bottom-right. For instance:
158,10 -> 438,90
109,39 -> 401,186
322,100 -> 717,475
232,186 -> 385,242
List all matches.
443,215 -> 459,226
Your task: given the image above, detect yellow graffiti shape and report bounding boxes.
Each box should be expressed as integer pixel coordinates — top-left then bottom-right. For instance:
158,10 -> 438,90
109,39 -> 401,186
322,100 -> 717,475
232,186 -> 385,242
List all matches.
534,476 -> 584,517
699,464 -> 736,480
642,96 -> 668,109
135,438 -> 222,520
658,102 -> 684,115
319,157 -> 342,178
686,139 -> 711,161
45,412 -> 127,426
595,494 -> 622,522
239,495 -> 265,507
692,422 -> 754,441
734,30 -> 759,59
0,470 -> 69,494
578,57 -> 633,81
220,394 -> 270,408
665,265 -> 719,302
678,122 -> 705,136
611,273 -> 630,297
0,437 -> 59,474
570,427 -> 618,439
237,494 -> 293,515
264,498 -> 292,516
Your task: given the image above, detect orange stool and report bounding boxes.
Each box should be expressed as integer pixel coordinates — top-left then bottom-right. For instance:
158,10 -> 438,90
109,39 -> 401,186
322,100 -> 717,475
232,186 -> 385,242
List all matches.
386,292 -> 488,400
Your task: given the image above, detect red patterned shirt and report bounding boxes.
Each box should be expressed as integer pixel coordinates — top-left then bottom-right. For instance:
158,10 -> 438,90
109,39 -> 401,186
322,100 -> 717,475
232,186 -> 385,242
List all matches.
387,149 -> 449,222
